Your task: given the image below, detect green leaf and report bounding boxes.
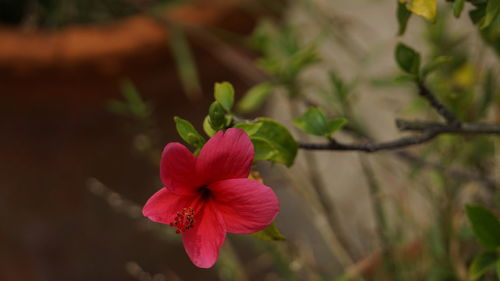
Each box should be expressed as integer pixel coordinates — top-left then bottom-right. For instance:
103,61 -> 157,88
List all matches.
466,205 -> 500,249
235,118 -> 298,167
214,82 -> 235,112
397,1 -> 412,35
421,56 -> 453,77
234,121 -> 263,135
293,107 -> 346,137
481,0 -> 500,29
203,116 -> 217,137
174,117 -> 206,149
469,251 -> 498,280
453,0 -> 466,18
251,137 -> 278,161
395,43 -> 421,76
252,222 -> 286,241
208,102 -> 227,131
469,3 -> 487,24
293,107 -> 330,136
327,118 -> 347,134
237,82 -> 273,113
470,3 -> 500,56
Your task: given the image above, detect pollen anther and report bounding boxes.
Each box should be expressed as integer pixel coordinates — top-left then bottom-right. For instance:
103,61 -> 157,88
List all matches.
170,207 -> 195,233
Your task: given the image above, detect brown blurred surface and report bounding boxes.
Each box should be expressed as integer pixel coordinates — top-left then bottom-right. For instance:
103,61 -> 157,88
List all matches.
0,1 -> 258,280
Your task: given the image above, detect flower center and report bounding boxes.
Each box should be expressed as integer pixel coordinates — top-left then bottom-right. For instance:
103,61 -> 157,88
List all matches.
170,185 -> 211,234
170,207 -> 195,234
199,185 -> 211,199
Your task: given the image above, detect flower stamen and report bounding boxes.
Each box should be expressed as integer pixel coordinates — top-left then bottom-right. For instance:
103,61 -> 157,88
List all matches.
170,207 -> 195,234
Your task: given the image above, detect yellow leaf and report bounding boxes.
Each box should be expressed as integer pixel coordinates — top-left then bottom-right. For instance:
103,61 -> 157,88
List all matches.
402,0 -> 437,21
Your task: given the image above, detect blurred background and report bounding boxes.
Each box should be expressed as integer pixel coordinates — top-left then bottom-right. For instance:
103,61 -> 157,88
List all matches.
0,0 -> 498,280
0,1 -> 266,280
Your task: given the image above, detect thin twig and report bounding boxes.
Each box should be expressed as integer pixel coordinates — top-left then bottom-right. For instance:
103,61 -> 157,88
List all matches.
416,82 -> 461,125
282,167 -> 366,281
299,130 -> 498,187
299,118 -> 500,152
359,158 -> 403,279
396,119 -> 500,134
299,130 -> 440,152
347,124 -> 498,187
318,124 -> 498,187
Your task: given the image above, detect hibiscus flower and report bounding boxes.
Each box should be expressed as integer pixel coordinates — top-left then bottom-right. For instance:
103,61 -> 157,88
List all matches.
143,128 -> 280,268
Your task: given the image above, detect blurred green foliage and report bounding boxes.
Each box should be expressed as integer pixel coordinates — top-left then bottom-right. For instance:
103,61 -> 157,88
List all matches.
466,205 -> 500,279
109,80 -> 152,120
293,107 -> 347,138
252,222 -> 286,241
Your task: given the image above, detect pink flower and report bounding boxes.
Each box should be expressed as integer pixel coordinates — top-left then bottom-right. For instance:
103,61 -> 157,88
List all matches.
142,128 -> 280,268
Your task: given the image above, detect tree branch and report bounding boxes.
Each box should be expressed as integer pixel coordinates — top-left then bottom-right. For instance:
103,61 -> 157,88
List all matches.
299,130 -> 440,152
417,82 -> 461,125
299,118 -> 500,152
396,119 -> 500,134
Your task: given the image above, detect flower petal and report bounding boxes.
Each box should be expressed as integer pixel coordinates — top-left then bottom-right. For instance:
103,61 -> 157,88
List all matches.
196,128 -> 254,184
209,178 -> 279,234
182,202 -> 226,268
160,142 -> 199,194
142,187 -> 196,225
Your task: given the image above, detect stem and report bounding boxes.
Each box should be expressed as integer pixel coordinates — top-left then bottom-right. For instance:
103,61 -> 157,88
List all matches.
416,82 -> 461,125
396,120 -> 500,134
305,149 -> 354,254
299,130 -> 440,152
282,167 -> 365,281
299,119 -> 500,152
359,158 -> 402,280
